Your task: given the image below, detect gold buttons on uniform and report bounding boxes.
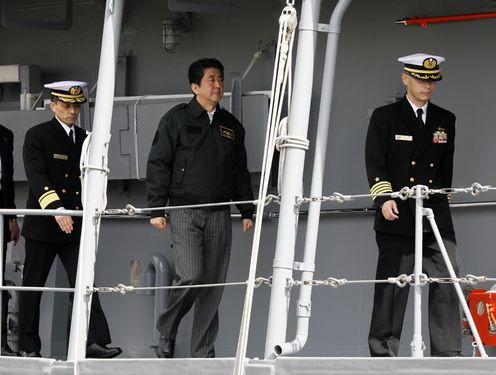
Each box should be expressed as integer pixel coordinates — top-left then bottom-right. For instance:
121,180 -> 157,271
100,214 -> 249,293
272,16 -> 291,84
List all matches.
62,189 -> 66,193
65,174 -> 69,178
44,186 -> 49,191
76,191 -> 79,195
410,177 -> 415,182
428,180 -> 433,184
411,161 -> 416,166
430,163 -> 434,167
76,206 -> 79,210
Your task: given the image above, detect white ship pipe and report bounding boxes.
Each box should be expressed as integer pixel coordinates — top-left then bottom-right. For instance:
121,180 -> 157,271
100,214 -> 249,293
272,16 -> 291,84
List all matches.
274,315 -> 308,356
264,0 -> 322,359
67,0 -> 124,362
275,0 -> 352,356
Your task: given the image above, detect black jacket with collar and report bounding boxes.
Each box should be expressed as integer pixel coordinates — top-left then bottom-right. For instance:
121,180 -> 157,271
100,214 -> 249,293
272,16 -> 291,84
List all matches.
365,97 -> 455,237
22,118 -> 86,243
0,124 -> 16,222
146,98 -> 254,219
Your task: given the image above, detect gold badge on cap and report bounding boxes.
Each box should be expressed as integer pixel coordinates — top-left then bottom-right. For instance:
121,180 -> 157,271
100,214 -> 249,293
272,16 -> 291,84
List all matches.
423,58 -> 437,69
69,86 -> 82,95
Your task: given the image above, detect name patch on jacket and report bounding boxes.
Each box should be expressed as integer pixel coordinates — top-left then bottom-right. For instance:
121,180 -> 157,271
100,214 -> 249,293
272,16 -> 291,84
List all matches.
53,153 -> 68,160
395,134 -> 413,141
432,127 -> 447,143
220,126 -> 234,140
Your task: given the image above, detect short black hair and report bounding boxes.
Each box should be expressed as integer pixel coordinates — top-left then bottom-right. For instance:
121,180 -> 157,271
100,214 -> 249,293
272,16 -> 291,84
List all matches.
188,58 -> 224,85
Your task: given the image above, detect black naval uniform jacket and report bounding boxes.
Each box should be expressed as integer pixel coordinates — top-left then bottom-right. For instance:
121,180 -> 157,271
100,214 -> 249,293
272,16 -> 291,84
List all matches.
365,97 -> 455,237
147,98 -> 254,219
0,124 -> 16,225
22,118 -> 86,244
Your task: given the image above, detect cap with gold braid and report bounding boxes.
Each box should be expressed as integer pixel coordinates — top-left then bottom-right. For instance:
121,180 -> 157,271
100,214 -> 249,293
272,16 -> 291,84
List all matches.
398,53 -> 445,81
44,81 -> 87,104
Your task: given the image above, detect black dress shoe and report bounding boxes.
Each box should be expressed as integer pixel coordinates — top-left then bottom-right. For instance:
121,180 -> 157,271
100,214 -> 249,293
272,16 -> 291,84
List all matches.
1,344 -> 18,356
156,336 -> 175,358
19,350 -> 42,357
86,343 -> 122,359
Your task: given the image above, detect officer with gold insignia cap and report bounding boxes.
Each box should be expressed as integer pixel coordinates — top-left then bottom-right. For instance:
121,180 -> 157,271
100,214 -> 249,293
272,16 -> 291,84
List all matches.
398,52 -> 444,81
365,54 -> 462,356
19,81 -> 121,359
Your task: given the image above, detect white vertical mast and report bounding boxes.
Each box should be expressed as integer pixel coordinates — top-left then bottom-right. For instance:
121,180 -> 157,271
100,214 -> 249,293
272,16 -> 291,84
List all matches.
67,0 -> 124,362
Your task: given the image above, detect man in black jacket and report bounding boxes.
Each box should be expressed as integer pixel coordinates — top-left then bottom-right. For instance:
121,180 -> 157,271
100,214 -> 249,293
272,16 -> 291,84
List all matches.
0,124 -> 20,356
147,58 -> 254,358
365,53 -> 461,357
19,81 -> 121,359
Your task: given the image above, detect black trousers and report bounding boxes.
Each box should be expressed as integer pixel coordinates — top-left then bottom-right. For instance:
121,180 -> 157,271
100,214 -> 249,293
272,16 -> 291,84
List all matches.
18,239 -> 111,353
368,232 -> 462,356
1,221 -> 9,347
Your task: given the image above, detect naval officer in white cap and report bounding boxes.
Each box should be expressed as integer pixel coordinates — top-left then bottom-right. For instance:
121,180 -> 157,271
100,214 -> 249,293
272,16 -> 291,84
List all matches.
365,54 -> 461,356
19,81 -> 121,359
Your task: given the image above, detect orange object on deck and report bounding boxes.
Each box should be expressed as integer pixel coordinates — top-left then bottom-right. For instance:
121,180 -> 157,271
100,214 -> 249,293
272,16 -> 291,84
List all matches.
468,289 -> 496,346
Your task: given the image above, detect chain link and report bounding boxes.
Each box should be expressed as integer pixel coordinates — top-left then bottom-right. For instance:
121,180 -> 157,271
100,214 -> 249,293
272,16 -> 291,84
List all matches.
98,182 -> 495,217
265,194 -> 280,205
254,277 -> 272,287
388,274 -> 412,287
288,273 -> 492,289
85,273 -> 492,296
299,182 -> 495,204
90,283 -> 134,295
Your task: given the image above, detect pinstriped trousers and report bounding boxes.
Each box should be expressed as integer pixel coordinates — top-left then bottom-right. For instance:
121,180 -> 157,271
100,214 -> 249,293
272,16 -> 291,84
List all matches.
156,208 -> 232,357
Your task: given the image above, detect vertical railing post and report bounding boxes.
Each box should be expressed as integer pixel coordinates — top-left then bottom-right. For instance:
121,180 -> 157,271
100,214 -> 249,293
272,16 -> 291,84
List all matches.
411,185 -> 425,357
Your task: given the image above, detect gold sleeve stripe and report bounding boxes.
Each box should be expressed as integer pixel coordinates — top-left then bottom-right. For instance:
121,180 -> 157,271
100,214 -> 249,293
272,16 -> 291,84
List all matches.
39,190 -> 61,209
370,181 -> 392,200
370,181 -> 392,194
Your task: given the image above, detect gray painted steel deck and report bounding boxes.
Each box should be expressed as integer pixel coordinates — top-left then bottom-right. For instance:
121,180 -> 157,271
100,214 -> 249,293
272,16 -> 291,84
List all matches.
1,357 -> 495,375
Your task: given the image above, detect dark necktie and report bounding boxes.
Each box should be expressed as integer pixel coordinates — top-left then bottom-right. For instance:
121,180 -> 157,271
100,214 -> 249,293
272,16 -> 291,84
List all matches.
69,129 -> 75,143
416,108 -> 424,126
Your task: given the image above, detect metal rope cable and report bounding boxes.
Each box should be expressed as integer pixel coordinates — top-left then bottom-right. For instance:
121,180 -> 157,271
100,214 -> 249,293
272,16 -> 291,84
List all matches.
79,272 -> 496,296
80,131 -> 111,210
98,182 -> 496,217
89,278 -> 272,295
234,4 -> 298,375
101,199 -> 260,216
275,118 -> 310,194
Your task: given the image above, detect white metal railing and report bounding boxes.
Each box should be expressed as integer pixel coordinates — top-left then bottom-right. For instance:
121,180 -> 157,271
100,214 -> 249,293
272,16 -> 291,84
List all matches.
1,180 -> 495,362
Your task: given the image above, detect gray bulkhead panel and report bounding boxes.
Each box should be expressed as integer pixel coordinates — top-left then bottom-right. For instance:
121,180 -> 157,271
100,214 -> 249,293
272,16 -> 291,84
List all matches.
0,93 -> 268,181
0,109 -> 53,181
